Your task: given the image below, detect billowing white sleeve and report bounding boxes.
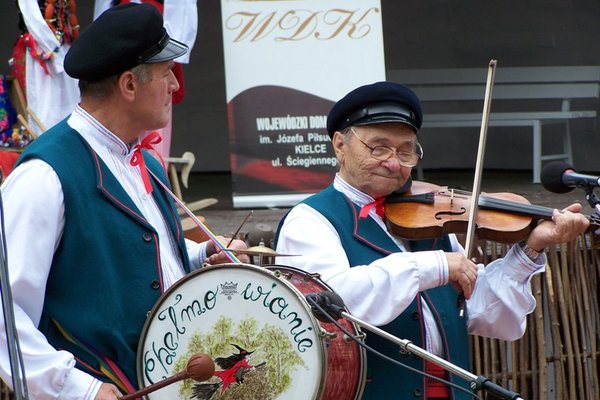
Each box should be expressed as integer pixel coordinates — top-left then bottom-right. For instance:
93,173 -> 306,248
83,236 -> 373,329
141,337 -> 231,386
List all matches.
276,204 -> 447,326
0,160 -> 100,400
466,245 -> 545,341
185,239 -> 208,269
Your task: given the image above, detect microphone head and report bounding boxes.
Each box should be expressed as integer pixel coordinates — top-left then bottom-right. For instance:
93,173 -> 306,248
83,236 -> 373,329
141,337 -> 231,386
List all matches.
306,291 -> 346,322
319,291 -> 346,310
541,161 -> 575,194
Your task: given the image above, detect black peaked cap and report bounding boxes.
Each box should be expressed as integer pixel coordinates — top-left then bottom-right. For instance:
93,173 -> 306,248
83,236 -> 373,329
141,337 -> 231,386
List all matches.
326,81 -> 423,138
64,3 -> 188,81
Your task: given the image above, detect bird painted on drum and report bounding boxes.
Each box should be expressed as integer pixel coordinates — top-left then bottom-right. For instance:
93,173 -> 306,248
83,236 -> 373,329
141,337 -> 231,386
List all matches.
192,344 -> 262,400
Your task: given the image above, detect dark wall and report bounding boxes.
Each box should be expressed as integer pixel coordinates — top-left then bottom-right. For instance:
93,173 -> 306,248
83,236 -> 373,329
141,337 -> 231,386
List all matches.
382,1 -> 600,172
1,1 -> 599,172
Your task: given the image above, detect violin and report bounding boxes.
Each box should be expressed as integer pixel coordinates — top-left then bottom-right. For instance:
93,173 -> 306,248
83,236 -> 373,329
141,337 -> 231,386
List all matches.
384,180 -> 599,243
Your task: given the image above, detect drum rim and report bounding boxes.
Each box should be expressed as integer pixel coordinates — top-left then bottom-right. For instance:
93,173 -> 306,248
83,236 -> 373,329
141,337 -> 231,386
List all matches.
136,263 -> 329,399
264,264 -> 368,400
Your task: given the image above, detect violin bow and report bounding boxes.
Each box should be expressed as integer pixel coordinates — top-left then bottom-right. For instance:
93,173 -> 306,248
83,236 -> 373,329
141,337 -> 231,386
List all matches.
459,59 -> 497,316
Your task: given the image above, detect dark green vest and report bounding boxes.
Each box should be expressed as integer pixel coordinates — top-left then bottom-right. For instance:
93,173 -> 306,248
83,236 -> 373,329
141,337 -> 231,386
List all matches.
16,119 -> 191,389
277,185 -> 472,399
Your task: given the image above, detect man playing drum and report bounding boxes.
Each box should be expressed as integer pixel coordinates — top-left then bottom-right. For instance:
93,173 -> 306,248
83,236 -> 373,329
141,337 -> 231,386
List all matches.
275,81 -> 589,399
0,4 -> 246,400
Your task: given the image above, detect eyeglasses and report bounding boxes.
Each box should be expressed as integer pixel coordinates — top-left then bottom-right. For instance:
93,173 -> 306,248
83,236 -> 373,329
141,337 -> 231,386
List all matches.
349,127 -> 423,167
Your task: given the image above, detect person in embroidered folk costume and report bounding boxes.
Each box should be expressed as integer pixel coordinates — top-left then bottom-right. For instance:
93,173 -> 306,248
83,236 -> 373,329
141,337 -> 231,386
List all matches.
0,4 -> 247,400
275,81 -> 589,399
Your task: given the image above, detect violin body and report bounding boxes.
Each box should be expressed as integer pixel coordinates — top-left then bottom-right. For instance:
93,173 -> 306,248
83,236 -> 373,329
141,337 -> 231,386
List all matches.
385,181 -> 541,243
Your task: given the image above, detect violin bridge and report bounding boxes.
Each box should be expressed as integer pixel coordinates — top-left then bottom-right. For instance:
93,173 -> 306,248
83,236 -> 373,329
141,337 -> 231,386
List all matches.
450,189 -> 455,206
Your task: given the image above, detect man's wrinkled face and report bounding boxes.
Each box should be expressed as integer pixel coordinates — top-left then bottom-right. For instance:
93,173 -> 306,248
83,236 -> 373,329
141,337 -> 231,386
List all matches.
333,123 -> 419,199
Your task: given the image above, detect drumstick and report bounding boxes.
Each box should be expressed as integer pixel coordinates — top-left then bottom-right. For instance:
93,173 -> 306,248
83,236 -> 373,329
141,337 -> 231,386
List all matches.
226,210 -> 253,247
120,353 -> 215,400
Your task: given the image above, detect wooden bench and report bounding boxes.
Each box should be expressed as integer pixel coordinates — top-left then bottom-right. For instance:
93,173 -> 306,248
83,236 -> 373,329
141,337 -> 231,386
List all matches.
387,66 -> 600,182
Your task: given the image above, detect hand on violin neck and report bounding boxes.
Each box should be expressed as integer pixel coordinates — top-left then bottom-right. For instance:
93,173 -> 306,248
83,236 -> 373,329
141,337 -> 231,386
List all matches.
526,202 -> 590,250
445,252 -> 479,300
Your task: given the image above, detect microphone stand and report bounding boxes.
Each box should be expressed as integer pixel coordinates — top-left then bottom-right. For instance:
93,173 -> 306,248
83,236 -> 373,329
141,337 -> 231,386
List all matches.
583,187 -> 600,215
0,171 -> 28,399
339,310 -> 523,400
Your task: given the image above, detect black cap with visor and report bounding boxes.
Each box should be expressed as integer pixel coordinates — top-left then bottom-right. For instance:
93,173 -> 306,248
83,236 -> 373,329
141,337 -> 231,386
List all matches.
64,3 -> 189,81
326,81 -> 423,138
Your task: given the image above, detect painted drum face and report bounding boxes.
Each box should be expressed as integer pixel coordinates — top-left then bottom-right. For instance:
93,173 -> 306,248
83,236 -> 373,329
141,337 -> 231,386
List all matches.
137,264 -> 365,400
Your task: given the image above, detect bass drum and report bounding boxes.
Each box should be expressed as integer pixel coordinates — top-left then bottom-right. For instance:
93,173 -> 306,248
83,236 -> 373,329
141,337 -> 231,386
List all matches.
265,265 -> 367,400
137,264 -> 366,400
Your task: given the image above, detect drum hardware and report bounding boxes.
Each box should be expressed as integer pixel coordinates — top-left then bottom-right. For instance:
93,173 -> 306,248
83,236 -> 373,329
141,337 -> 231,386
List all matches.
319,329 -> 339,340
302,271 -> 323,282
121,353 -> 214,400
270,269 -> 295,281
345,331 -> 366,342
274,267 -> 321,283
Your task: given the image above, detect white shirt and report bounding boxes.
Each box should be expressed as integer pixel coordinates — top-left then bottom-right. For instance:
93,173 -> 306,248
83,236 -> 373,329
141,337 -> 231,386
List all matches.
276,174 -> 545,356
0,106 -> 208,399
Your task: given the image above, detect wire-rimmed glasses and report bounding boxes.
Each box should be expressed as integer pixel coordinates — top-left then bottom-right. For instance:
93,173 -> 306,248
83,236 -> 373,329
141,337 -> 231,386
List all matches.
349,127 -> 423,167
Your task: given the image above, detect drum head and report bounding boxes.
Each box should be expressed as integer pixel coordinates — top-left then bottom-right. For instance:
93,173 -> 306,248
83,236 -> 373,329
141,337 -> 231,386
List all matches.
137,264 -> 327,399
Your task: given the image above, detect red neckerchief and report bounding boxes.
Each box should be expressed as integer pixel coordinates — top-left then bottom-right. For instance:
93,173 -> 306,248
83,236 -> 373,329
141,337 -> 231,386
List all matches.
359,197 -> 385,219
129,131 -> 163,194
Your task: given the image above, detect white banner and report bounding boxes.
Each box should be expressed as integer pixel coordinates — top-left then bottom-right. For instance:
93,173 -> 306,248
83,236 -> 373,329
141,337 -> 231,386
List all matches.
221,0 -> 385,207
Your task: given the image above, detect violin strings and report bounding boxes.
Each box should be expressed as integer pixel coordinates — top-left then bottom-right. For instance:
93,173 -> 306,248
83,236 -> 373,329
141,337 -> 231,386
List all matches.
434,189 -> 554,219
478,197 -> 553,219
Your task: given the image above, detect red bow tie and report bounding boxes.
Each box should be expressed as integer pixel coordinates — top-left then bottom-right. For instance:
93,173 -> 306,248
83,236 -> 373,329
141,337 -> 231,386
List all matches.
130,131 -> 164,194
359,198 -> 385,219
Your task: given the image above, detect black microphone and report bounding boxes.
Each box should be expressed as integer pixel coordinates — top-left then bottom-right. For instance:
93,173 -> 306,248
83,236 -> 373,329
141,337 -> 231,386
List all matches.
305,291 -> 346,322
541,161 -> 600,194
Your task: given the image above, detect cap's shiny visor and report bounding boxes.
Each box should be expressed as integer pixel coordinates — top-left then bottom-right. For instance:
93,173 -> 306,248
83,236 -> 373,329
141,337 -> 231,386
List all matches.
141,34 -> 189,63
343,103 -> 418,132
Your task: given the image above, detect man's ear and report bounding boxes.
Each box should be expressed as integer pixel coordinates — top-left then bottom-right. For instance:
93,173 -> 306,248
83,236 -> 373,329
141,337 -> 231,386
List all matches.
331,131 -> 346,159
117,71 -> 137,102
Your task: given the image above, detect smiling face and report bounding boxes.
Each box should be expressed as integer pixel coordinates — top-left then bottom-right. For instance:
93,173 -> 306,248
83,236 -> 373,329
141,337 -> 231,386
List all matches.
333,122 -> 419,199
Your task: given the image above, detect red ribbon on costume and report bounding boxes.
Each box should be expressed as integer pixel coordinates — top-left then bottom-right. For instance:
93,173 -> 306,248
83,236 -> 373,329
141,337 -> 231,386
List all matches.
426,361 -> 450,398
130,131 -> 164,194
359,198 -> 385,219
12,33 -> 53,97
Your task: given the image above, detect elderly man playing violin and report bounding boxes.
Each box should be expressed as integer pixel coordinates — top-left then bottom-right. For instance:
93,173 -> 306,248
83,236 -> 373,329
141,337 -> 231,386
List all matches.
275,81 -> 589,400
0,4 -> 247,400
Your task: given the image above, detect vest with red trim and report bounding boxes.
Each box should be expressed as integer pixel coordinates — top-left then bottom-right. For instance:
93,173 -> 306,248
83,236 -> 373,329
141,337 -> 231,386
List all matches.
16,119 -> 191,389
277,184 -> 472,400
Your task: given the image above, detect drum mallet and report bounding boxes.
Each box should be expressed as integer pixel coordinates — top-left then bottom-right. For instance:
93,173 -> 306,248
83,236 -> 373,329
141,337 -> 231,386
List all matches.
120,353 -> 215,400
